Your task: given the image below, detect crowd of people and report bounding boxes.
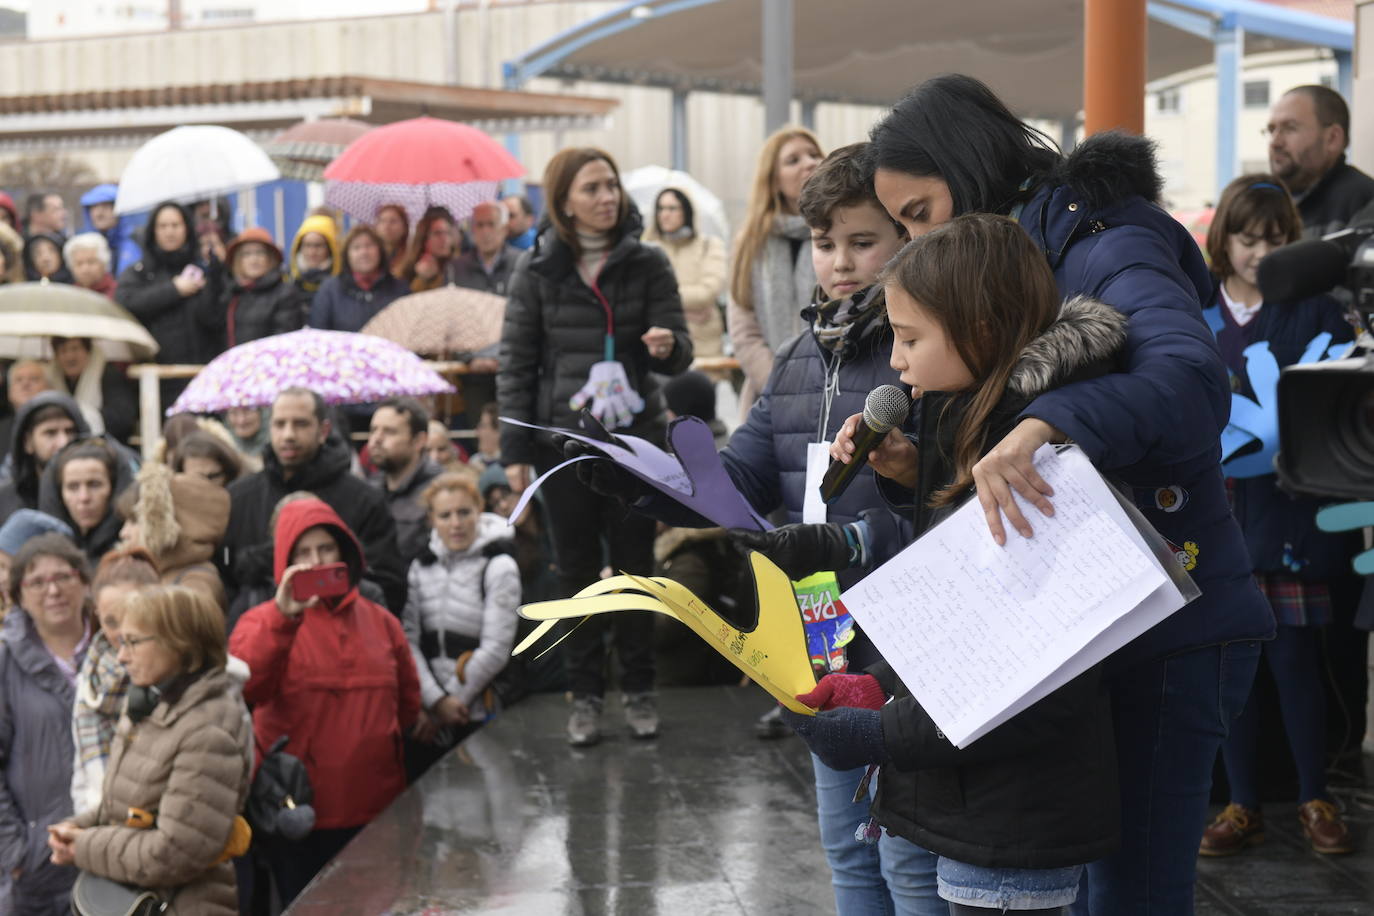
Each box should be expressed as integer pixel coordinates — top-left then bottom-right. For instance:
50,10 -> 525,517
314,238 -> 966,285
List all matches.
0,74 -> 1367,916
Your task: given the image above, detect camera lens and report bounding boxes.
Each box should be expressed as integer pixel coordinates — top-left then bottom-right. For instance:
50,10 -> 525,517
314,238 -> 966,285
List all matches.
1333,384 -> 1374,470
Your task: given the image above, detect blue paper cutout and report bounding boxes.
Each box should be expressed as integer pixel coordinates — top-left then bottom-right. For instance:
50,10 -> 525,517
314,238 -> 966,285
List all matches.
1220,332 -> 1334,478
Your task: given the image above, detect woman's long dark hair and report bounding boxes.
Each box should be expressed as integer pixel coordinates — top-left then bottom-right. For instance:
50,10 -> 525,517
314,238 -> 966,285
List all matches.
141,202 -> 197,272
869,74 -> 1061,216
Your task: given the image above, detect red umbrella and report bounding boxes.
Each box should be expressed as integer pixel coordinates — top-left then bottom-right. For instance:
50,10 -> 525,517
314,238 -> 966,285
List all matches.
322,117 -> 524,224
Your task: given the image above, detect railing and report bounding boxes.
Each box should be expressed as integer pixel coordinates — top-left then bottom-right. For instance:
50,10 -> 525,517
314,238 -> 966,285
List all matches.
126,356 -> 743,459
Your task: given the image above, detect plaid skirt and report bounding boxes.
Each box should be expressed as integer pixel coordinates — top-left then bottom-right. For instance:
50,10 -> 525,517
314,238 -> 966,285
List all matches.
1253,572 -> 1332,627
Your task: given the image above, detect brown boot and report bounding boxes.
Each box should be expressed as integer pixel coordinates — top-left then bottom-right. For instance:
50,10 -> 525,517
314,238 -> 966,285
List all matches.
1199,803 -> 1265,856
1297,799 -> 1354,854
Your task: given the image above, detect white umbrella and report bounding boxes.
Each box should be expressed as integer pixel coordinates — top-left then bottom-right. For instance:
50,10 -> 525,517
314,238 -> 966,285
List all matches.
115,125 -> 280,215
623,166 -> 730,243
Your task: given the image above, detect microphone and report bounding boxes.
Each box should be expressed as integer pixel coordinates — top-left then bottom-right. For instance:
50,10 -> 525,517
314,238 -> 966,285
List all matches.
820,385 -> 912,505
1257,227 -> 1372,303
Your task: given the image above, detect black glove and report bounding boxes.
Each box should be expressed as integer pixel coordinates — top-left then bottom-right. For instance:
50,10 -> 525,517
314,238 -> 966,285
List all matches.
728,523 -> 851,580
552,433 -> 653,504
780,706 -> 888,771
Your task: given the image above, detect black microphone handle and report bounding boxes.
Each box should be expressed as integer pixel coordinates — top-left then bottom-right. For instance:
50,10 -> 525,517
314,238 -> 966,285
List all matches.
819,418 -> 891,504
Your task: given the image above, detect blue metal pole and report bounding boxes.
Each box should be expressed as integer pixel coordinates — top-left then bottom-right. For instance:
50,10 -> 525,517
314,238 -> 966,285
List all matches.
1214,16 -> 1242,197
1335,50 -> 1353,102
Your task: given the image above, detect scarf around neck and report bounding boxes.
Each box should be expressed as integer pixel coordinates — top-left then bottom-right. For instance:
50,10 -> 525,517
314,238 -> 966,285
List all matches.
748,213 -> 816,351
808,283 -> 888,355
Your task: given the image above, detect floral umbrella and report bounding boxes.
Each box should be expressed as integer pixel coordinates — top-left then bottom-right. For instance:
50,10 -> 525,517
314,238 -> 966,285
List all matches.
168,329 -> 455,416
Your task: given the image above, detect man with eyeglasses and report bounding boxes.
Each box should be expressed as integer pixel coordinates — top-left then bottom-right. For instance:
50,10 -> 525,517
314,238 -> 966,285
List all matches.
1266,84 -> 1374,237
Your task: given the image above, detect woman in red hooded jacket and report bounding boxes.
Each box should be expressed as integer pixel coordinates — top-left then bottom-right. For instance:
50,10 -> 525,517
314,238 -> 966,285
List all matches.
228,498 -> 420,905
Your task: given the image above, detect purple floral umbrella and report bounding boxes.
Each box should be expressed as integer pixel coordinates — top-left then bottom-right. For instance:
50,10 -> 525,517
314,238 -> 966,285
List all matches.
168,329 -> 455,415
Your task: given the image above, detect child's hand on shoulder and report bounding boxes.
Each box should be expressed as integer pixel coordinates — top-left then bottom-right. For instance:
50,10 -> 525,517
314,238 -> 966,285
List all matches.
830,413 -> 918,489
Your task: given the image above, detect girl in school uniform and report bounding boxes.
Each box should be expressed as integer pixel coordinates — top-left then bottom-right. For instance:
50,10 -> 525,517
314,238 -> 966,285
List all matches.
1197,175 -> 1357,857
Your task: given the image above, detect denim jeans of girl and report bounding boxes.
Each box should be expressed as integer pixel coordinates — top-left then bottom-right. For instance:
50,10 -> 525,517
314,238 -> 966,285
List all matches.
811,754 -> 944,916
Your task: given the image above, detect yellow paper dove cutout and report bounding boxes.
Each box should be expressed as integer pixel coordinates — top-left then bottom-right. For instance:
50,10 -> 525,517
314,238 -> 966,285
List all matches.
514,551 -> 818,715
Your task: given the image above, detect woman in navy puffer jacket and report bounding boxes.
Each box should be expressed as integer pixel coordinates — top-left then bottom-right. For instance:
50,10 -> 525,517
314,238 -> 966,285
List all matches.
820,75 -> 1273,916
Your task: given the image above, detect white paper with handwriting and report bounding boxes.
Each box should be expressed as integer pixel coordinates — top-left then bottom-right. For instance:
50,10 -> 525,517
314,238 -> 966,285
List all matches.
839,445 -> 1190,748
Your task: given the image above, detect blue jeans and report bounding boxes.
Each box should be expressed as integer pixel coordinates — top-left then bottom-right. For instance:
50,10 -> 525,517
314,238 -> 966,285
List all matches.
1070,641 -> 1262,915
938,860 -> 1081,910
812,754 -> 944,916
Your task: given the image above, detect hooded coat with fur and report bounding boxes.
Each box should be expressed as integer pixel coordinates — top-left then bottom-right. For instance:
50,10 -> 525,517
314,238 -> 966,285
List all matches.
71,669 -> 252,916
1010,131 -> 1273,664
134,464 -> 230,611
869,296 -> 1126,868
229,499 -> 420,830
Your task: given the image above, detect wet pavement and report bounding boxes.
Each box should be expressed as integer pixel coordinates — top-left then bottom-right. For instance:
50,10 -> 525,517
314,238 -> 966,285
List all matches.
289,686 -> 1374,915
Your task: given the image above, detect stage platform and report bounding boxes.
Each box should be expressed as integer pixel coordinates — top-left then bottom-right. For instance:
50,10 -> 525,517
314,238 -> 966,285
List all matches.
287,687 -> 1374,915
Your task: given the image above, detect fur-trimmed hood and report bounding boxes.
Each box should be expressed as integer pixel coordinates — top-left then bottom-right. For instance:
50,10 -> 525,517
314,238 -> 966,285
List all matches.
1042,130 -> 1163,210
1007,296 -> 1127,399
134,462 -> 230,572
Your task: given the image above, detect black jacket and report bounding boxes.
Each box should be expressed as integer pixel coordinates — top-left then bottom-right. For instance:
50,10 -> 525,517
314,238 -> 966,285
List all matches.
870,297 -> 1126,869
370,457 -> 443,565
497,215 -> 693,465
221,433 -> 406,615
115,203 -> 222,405
218,268 -> 305,349
1295,155 -> 1374,238
0,393 -> 89,520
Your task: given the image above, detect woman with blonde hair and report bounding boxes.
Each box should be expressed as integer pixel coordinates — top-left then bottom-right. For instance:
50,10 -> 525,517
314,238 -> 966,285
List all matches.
727,126 -> 824,414
49,585 -> 252,915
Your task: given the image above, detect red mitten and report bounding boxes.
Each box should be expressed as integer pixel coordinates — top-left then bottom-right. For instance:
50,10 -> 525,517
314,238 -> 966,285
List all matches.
796,673 -> 885,711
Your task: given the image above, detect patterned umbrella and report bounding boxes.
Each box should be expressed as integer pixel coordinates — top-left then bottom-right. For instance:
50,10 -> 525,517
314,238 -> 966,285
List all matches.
264,118 -> 374,182
322,117 -> 523,225
359,285 -> 506,357
167,329 -> 455,416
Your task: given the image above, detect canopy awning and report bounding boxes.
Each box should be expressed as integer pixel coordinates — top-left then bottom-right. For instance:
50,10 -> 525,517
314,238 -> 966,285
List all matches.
505,0 -> 1353,120
0,76 -> 619,143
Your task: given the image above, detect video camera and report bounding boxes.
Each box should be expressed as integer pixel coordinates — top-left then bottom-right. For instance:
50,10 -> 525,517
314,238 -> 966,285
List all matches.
1258,226 -> 1374,500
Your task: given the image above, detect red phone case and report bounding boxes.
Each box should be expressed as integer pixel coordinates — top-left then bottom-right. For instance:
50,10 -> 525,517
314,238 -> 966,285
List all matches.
290,563 -> 349,602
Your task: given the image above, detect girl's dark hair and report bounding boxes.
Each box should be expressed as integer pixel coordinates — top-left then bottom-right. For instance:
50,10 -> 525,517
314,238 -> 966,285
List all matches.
869,74 -> 1061,216
9,532 -> 90,606
654,188 -> 695,235
543,147 -> 632,256
880,214 -> 1061,506
1205,174 -> 1301,280
172,431 -> 243,484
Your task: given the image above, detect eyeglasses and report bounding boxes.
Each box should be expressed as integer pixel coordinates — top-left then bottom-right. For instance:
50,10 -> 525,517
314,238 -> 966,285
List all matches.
21,571 -> 78,592
116,634 -> 157,650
